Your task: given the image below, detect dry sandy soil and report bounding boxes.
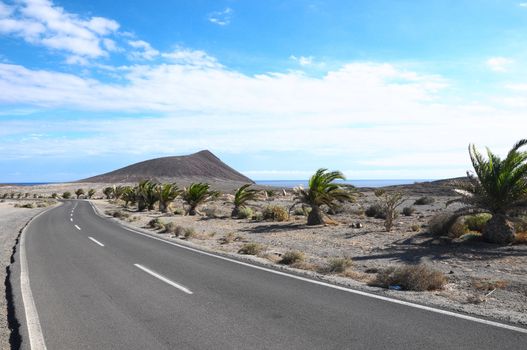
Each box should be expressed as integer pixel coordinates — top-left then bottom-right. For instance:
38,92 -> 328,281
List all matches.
0,199 -> 57,348
1,182 -> 526,328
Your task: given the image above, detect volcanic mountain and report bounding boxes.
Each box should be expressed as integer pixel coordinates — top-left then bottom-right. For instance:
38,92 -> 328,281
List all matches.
80,150 -> 254,187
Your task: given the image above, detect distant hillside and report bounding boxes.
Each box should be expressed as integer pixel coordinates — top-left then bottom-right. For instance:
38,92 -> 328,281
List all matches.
80,150 -> 254,185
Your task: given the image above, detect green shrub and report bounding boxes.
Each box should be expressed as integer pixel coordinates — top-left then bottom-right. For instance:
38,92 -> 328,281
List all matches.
365,204 -> 386,219
370,264 -> 447,291
238,243 -> 264,255
62,191 -> 71,199
251,212 -> 263,221
263,205 -> 289,222
279,251 -> 305,265
327,258 -> 353,273
414,196 -> 435,205
464,214 -> 492,232
237,207 -> 253,219
402,206 -> 415,216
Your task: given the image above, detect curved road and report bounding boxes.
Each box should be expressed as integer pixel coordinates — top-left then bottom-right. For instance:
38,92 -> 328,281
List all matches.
13,200 -> 527,349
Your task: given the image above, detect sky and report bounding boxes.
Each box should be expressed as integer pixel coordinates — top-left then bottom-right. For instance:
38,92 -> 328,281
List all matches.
1,0 -> 527,182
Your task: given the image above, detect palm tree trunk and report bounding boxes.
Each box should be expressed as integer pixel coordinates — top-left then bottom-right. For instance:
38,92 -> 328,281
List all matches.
307,205 -> 324,225
482,214 -> 515,244
231,207 -> 239,218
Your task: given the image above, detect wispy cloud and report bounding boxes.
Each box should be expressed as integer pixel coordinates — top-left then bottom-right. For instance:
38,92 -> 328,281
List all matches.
208,7 -> 233,26
0,0 -> 119,61
486,57 -> 513,72
128,40 -> 159,60
519,3 -> 527,8
290,55 -> 314,66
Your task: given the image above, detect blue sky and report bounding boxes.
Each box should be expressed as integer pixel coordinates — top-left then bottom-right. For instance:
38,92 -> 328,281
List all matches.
1,0 -> 527,182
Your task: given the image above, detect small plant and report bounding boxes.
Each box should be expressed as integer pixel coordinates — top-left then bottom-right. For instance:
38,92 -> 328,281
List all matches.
174,225 -> 185,237
232,184 -> 259,218
163,222 -> 178,234
402,206 -> 415,216
370,264 -> 447,291
414,196 -> 435,205
203,207 -> 219,218
374,190 -> 405,232
471,278 -> 507,291
293,207 -> 306,216
238,243 -> 264,255
263,205 -> 289,222
365,204 -> 386,219
147,218 -> 165,230
464,213 -> 492,232
62,191 -> 71,199
236,207 -> 253,219
410,224 -> 420,232
251,212 -> 263,221
112,211 -> 129,219
220,232 -> 236,244
183,227 -> 196,239
173,208 -> 184,215
279,250 -> 305,265
428,213 -> 457,236
327,258 -> 353,273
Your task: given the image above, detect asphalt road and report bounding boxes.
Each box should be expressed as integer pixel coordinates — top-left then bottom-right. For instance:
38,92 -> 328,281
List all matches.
12,200 -> 527,349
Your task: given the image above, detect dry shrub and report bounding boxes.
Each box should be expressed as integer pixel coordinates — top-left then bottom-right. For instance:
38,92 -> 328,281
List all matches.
147,218 -> 165,230
219,232 -> 243,244
237,207 -> 253,219
410,224 -> 420,232
428,213 -> 465,237
402,206 -> 415,216
238,243 -> 264,255
279,251 -> 305,265
414,196 -> 435,205
365,204 -> 386,219
327,258 -> 353,273
183,227 -> 195,239
471,278 -> 508,291
263,205 -> 289,222
514,232 -> 527,244
369,264 -> 447,291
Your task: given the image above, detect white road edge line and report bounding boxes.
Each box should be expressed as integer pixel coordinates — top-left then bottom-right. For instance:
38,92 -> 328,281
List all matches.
88,237 -> 104,247
88,202 -> 527,334
20,207 -> 52,350
134,264 -> 193,295
74,225 -> 81,230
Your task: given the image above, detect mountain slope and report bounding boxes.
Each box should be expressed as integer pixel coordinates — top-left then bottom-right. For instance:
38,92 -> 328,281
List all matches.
80,150 -> 254,184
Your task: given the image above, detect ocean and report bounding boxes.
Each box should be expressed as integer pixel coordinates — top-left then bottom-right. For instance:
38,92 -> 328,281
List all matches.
255,179 -> 431,188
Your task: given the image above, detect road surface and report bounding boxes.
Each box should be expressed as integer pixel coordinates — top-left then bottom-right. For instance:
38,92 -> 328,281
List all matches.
12,200 -> 527,349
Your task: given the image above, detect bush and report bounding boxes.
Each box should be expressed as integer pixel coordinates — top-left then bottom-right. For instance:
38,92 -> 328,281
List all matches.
148,218 -> 165,230
263,205 -> 289,222
112,211 -> 129,219
365,204 -> 386,219
203,207 -> 218,218
402,206 -> 415,216
251,212 -> 263,221
173,208 -> 184,215
464,213 -> 492,232
15,203 -> 34,209
428,213 -> 457,236
293,207 -> 306,216
62,191 -> 71,199
237,207 -> 253,219
238,243 -> 264,255
327,258 -> 353,273
370,264 -> 447,291
279,251 -> 305,265
410,224 -> 420,232
163,222 -> 178,234
414,196 -> 435,205
183,227 -> 195,239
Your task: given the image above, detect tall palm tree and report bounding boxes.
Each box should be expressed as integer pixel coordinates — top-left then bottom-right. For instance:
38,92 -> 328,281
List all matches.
292,168 -> 356,225
135,180 -> 158,211
112,185 -> 126,201
182,183 -> 219,216
156,183 -> 182,213
450,139 -> 527,243
232,184 -> 259,218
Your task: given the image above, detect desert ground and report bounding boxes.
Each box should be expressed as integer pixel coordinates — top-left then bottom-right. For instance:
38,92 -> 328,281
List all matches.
1,181 -> 526,328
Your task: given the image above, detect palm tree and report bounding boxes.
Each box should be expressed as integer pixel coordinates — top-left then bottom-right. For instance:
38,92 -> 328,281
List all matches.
112,185 -> 126,201
121,186 -> 136,208
450,139 -> 527,243
156,183 -> 182,213
232,184 -> 259,218
87,189 -> 96,199
291,168 -> 356,225
182,183 -> 219,215
103,187 -> 113,199
135,180 -> 158,211
75,188 -> 84,199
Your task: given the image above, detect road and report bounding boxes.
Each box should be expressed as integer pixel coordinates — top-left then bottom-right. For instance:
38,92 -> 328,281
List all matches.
12,200 -> 527,349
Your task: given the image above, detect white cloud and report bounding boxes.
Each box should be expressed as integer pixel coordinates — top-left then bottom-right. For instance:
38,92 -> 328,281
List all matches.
208,8 -> 232,26
486,57 -> 513,72
290,55 -> 314,66
519,3 -> 527,8
0,0 -> 119,60
161,48 -> 219,67
128,40 -> 159,60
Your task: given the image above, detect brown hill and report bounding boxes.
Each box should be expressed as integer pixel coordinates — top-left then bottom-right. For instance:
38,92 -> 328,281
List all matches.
79,150 -> 254,186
